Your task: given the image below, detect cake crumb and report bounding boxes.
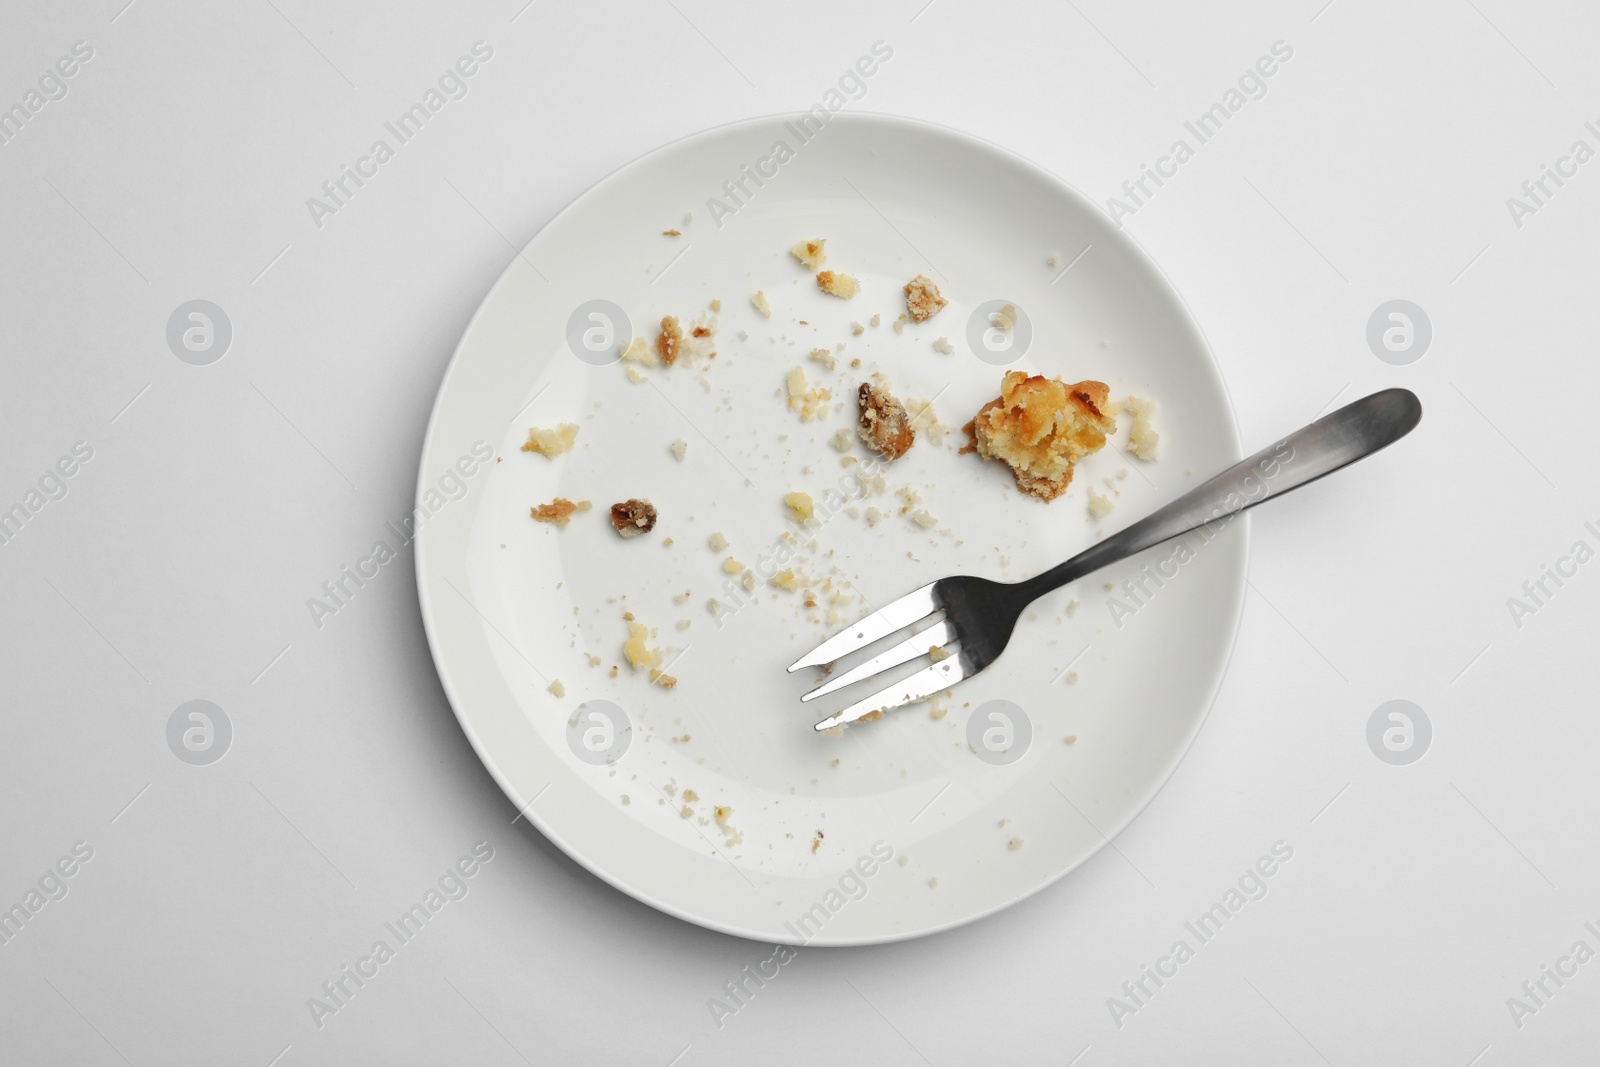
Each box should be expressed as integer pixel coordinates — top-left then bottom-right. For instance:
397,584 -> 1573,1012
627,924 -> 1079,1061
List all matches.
808,347 -> 836,371
521,423 -> 578,458
1125,396 -> 1160,460
530,498 -> 591,526
609,499 -> 658,538
784,492 -> 815,521
708,532 -> 729,552
752,290 -> 772,318
620,336 -> 657,366
1008,837 -> 1024,851
816,271 -> 858,299
670,439 -> 688,461
829,428 -> 855,452
1087,486 -> 1115,518
657,316 -> 684,365
622,621 -> 661,670
857,382 -> 915,460
791,239 -> 826,270
548,680 -> 565,697
903,274 -> 947,322
722,556 -> 744,574
991,304 -> 1018,330
966,371 -> 1115,501
932,337 -> 955,355
663,228 -> 681,236
850,321 -> 865,336
1065,735 -> 1078,744
811,829 -> 824,854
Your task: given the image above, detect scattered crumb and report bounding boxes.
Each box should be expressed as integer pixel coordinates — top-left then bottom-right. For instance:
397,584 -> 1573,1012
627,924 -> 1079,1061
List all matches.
624,366 -> 647,384
857,382 -> 914,459
816,271 -> 858,299
811,830 -> 825,854
1008,837 -> 1024,851
622,621 -> 661,670
932,336 -> 955,355
621,794 -> 630,805
1087,486 -> 1115,519
991,304 -> 1018,330
708,532 -> 729,552
870,313 -> 881,327
680,805 -> 693,819
897,855 -> 908,867
910,509 -> 937,529
620,336 -> 657,366
670,439 -> 688,461
1125,396 -> 1160,460
752,290 -> 772,318
892,313 -> 909,334
548,680 -> 565,697
903,274 -> 947,322
1047,253 -> 1060,266
829,428 -> 855,452
530,498 -> 591,526
722,556 -> 744,574
683,789 -> 699,802
928,878 -> 939,889
791,239 -> 826,270
784,492 -> 815,521
663,228 -> 681,236
650,669 -> 678,690
657,316 -> 684,366
609,499 -> 658,538
1065,735 -> 1078,744
1066,671 -> 1079,684
850,321 -> 865,336
808,346 -> 836,371
521,423 -> 578,458
785,366 -> 831,421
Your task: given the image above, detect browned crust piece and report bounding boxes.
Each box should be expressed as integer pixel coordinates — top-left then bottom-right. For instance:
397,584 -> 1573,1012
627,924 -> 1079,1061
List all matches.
857,382 -> 915,460
609,498 -> 658,538
530,498 -> 591,526
657,316 -> 683,366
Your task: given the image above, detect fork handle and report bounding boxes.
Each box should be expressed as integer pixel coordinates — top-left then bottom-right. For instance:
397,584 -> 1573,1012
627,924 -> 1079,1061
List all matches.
1016,388 -> 1422,601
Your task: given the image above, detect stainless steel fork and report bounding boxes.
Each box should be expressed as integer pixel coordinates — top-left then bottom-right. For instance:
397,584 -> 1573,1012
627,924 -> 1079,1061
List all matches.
791,388 -> 1422,731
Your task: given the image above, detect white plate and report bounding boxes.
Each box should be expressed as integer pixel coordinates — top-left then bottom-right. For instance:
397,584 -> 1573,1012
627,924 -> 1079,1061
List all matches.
416,113 -> 1245,945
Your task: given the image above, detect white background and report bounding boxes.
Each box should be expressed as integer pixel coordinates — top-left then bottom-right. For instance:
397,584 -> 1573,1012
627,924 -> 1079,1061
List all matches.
2,0 -> 1596,1063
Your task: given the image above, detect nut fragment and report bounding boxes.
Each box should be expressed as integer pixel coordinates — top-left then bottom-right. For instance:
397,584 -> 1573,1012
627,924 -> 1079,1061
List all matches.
857,382 -> 915,460
609,499 -> 658,538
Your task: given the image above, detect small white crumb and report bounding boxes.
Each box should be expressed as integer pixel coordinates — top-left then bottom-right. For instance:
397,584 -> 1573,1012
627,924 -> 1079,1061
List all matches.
708,532 -> 728,552
928,877 -> 939,889
892,314 -> 909,334
870,313 -> 881,327
548,680 -> 565,697
1065,735 -> 1078,745
1008,837 -> 1024,851
1047,253 -> 1060,266
621,794 -> 630,805
1066,671 -> 1079,684
829,428 -> 855,452
991,304 -> 1018,330
752,290 -> 772,318
1125,396 -> 1160,460
670,438 -> 688,461
624,366 -> 647,384
784,492 -> 815,521
931,336 -> 955,355
722,556 -> 743,574
909,509 -> 937,529
1065,599 -> 1080,617
850,321 -> 865,336
1087,487 -> 1115,518
791,239 -> 826,270
808,346 -> 836,371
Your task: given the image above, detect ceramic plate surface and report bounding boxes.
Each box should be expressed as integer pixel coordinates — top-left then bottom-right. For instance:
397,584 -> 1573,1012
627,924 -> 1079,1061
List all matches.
416,113 -> 1245,944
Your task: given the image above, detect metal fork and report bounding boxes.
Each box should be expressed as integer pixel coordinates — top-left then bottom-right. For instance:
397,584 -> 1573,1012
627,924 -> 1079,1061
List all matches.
791,388 -> 1422,731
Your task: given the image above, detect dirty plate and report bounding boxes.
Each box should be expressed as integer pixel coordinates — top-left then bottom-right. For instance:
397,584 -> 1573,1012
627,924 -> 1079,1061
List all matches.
415,113 -> 1245,944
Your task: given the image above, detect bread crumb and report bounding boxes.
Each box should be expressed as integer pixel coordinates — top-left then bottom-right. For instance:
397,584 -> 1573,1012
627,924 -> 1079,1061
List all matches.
850,321 -> 865,336
903,274 -> 946,322
808,347 -> 836,371
530,498 -> 591,526
708,532 -> 728,552
1008,837 -> 1024,851
1087,486 -> 1115,518
752,290 -> 772,318
770,570 -> 801,591
609,499 -> 658,538
663,228 -> 681,236
1066,671 -> 1079,684
1125,396 -> 1160,460
521,423 -> 578,458
670,439 -> 688,461
870,313 -> 881,327
1065,734 -> 1078,744
624,366 -> 647,384
650,669 -> 678,689
910,509 -> 937,529
722,556 -> 744,574
816,271 -> 858,299
991,304 -> 1018,330
548,680 -> 565,697
680,805 -> 693,819
784,492 -> 815,521
1047,253 -> 1060,266
829,428 -> 855,452
791,239 -> 826,269
785,366 -> 831,421
932,336 -> 955,355
892,313 -> 909,334
682,788 -> 699,802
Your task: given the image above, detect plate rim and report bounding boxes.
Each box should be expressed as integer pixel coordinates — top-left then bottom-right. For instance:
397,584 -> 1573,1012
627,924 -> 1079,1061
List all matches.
414,109 -> 1250,945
